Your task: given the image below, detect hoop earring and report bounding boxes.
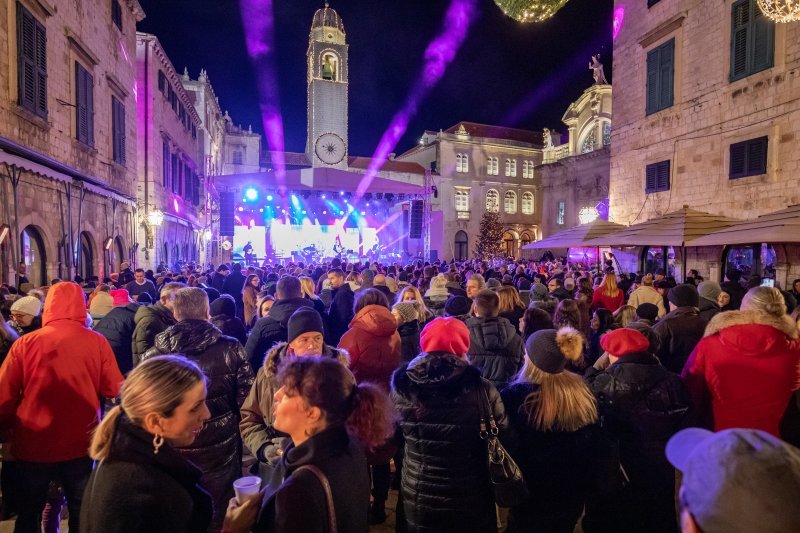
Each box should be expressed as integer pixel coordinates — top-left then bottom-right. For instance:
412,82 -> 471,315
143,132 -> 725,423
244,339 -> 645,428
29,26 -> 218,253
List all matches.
153,433 -> 164,454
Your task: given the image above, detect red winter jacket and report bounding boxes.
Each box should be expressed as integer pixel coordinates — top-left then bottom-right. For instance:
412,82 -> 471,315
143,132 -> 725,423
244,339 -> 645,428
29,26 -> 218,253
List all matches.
591,287 -> 624,313
0,282 -> 124,462
682,310 -> 800,437
339,305 -> 401,390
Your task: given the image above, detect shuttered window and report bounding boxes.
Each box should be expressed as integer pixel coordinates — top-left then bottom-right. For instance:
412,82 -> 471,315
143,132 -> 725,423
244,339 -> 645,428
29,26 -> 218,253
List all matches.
729,137 -> 768,179
162,142 -> 170,188
157,70 -> 166,94
112,96 -> 125,165
646,39 -> 674,116
75,62 -> 94,146
645,160 -> 670,193
111,0 -> 122,30
17,3 -> 47,118
730,0 -> 774,82
171,154 -> 179,194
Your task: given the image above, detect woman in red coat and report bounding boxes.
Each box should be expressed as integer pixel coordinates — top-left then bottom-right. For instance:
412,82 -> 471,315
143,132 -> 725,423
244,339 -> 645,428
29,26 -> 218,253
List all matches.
591,273 -> 625,312
338,288 -> 401,524
682,286 -> 800,437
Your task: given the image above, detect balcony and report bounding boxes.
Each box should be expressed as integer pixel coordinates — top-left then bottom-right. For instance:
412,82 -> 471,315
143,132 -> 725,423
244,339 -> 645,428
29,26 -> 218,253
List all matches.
542,144 -> 570,164
456,211 -> 470,220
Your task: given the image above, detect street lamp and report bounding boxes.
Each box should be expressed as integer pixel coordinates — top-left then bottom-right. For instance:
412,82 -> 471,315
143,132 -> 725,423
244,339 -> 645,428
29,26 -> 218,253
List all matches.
147,209 -> 164,227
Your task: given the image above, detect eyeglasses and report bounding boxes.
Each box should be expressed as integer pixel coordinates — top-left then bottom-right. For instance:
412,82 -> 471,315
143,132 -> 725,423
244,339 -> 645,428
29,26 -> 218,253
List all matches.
10,313 -> 28,321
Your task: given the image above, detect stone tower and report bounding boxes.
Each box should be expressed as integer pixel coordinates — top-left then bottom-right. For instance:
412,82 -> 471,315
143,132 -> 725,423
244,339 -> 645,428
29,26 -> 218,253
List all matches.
306,3 -> 349,169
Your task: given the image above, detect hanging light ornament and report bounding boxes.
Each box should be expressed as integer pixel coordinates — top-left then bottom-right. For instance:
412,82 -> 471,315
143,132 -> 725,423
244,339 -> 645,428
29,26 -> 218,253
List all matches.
757,0 -> 800,22
493,0 -> 570,23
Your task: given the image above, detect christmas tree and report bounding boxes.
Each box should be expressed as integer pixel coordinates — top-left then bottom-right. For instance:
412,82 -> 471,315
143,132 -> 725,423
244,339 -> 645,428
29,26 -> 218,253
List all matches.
474,210 -> 504,260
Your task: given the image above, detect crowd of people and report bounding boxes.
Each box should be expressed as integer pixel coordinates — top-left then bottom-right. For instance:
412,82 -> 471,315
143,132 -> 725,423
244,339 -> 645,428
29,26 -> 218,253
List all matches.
1,255 -> 800,533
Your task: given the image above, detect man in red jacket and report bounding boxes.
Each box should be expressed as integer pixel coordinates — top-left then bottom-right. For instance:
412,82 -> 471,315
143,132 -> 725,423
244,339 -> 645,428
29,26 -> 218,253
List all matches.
0,282 -> 124,533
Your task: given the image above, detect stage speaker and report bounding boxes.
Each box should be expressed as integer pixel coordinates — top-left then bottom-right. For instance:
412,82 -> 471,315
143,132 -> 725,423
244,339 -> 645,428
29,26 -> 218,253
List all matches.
409,199 -> 424,239
219,191 -> 235,236
430,249 -> 438,261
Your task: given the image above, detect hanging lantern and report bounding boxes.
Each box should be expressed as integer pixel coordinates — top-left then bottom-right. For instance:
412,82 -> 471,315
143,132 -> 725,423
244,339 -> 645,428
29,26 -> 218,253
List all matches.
757,0 -> 800,22
493,0 -> 570,23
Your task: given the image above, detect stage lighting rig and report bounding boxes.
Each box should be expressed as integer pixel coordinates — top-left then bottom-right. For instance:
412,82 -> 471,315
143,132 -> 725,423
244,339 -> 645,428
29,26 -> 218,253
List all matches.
244,187 -> 259,201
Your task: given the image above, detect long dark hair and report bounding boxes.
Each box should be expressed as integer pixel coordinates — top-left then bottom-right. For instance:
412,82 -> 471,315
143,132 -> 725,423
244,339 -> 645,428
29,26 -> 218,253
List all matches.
521,307 -> 554,341
353,288 -> 390,314
278,357 -> 393,450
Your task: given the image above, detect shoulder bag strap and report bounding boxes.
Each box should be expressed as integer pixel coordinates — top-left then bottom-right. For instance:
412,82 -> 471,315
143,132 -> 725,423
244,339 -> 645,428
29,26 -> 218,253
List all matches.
294,464 -> 337,533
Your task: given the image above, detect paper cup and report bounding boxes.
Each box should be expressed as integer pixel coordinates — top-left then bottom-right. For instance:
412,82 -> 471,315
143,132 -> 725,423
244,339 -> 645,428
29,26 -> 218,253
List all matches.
233,476 -> 261,504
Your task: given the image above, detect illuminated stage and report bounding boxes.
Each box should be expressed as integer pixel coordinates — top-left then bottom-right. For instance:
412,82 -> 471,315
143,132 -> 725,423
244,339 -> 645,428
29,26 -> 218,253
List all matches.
215,166 -> 429,264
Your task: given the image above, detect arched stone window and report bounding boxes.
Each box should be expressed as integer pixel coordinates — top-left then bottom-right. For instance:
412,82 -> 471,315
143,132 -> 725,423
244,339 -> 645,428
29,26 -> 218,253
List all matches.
455,189 -> 469,211
454,230 -> 469,260
521,192 -> 534,215
321,52 -> 339,81
486,189 -> 499,212
581,127 -> 597,154
602,121 -> 612,146
504,191 -> 517,214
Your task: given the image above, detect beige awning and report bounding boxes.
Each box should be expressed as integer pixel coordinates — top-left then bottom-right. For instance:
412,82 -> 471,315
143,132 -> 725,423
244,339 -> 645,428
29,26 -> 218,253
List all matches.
583,206 -> 742,247
522,219 -> 627,249
687,204 -> 800,246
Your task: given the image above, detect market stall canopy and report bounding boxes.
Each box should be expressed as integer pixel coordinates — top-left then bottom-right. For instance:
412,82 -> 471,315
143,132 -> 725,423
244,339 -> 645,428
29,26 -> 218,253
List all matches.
687,204 -> 800,246
521,219 -> 627,249
583,206 -> 742,247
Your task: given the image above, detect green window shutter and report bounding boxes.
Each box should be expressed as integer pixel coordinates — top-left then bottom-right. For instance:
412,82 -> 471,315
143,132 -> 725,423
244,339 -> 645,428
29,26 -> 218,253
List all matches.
76,63 -> 87,143
645,163 -> 658,193
746,137 -> 768,175
730,0 -> 750,81
163,142 -> 170,188
646,47 -> 660,115
659,40 -> 674,110
750,5 -> 774,74
86,69 -> 94,146
18,6 -> 37,111
730,142 -> 747,178
656,161 -> 670,191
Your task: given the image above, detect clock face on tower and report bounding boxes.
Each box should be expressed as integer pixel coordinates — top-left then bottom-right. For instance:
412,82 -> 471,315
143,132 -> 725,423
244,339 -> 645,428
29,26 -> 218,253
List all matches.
314,133 -> 346,165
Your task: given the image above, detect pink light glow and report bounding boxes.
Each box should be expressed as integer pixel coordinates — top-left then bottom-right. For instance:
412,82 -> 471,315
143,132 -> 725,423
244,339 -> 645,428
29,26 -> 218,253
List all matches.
355,0 -> 478,199
612,7 -> 624,41
239,0 -> 286,193
173,198 -> 180,212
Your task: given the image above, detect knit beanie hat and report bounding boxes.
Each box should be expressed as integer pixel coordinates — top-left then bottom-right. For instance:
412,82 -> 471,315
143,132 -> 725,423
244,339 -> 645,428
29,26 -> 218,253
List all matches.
600,328 -> 650,357
444,295 -> 471,317
531,283 -> 548,302
668,284 -> 700,308
430,274 -> 448,290
287,307 -> 324,345
209,294 -> 236,318
635,303 -> 659,322
110,289 -> 131,307
89,292 -> 114,316
524,327 -> 584,374
393,302 -> 418,324
11,295 -> 42,317
420,317 -> 470,356
698,281 -> 722,303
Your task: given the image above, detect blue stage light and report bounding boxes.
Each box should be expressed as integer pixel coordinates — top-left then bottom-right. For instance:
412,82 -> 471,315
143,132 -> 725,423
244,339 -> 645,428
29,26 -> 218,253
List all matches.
245,187 -> 258,201
266,194 -> 273,201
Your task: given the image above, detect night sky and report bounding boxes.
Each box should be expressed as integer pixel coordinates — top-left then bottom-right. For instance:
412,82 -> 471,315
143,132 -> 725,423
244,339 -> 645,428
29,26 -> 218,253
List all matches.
138,0 -> 613,157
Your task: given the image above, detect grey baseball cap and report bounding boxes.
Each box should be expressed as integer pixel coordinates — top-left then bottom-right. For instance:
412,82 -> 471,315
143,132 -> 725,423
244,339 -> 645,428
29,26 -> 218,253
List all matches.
666,428 -> 800,533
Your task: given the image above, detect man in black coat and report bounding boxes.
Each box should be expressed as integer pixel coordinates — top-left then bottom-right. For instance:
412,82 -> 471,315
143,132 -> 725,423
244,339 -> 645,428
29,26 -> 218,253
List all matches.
465,289 -> 524,389
94,289 -> 140,375
140,287 -> 254,531
244,276 -> 312,369
651,284 -> 707,374
721,269 -> 747,310
221,262 -> 246,319
325,268 -> 354,346
211,264 -> 229,292
584,328 -> 689,533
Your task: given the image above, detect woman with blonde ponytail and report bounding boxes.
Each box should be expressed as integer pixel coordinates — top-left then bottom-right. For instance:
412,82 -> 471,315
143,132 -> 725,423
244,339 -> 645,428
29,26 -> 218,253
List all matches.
683,286 -> 800,436
81,355 -> 215,533
501,327 -> 600,532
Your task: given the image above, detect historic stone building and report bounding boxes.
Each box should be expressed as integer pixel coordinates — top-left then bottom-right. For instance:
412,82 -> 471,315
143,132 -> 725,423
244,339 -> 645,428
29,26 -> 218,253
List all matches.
397,122 -> 543,260
136,32 -> 204,269
609,0 -> 800,284
0,0 -> 143,287
222,117 -> 261,175
539,84 -> 611,242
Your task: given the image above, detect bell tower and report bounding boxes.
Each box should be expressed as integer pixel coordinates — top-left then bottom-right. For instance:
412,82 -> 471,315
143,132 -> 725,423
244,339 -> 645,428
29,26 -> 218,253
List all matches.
306,3 -> 349,169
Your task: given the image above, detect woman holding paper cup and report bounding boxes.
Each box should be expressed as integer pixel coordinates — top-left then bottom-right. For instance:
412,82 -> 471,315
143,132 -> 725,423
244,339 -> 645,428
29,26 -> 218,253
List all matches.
224,356 -> 393,533
81,355 -> 220,533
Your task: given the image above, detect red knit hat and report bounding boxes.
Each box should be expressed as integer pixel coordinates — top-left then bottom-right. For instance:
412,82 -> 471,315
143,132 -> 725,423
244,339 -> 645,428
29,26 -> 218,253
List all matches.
600,328 -> 650,357
110,289 -> 131,307
420,317 -> 470,356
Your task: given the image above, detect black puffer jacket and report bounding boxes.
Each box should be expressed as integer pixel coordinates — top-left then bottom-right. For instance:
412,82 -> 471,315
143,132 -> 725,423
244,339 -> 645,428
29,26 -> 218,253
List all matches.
132,302 -> 176,365
94,303 -> 139,375
583,353 -> 689,533
244,297 -> 314,369
326,284 -> 355,346
465,316 -> 524,389
141,319 -> 255,529
391,352 -> 514,533
397,320 -> 421,362
651,306 -> 706,374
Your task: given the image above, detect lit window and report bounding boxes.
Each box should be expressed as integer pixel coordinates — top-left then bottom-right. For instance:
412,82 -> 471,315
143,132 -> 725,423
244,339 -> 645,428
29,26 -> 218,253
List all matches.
456,153 -> 469,173
504,191 -> 517,214
522,161 -> 534,179
557,201 -> 565,225
522,192 -> 534,214
486,189 -> 499,212
232,150 -> 243,165
581,129 -> 596,154
602,123 -> 612,146
487,157 -> 499,176
455,189 -> 470,211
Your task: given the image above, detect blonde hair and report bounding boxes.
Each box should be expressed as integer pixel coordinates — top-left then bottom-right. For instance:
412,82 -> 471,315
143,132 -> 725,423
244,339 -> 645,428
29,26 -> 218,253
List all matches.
600,274 -> 620,297
299,276 -> 316,299
90,355 -> 205,460
613,305 -> 637,328
742,286 -> 787,317
517,357 -> 597,432
497,285 -> 524,314
395,286 -> 430,322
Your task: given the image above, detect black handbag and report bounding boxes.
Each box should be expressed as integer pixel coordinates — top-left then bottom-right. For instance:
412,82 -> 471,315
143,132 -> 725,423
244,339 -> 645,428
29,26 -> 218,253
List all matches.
477,385 -> 529,508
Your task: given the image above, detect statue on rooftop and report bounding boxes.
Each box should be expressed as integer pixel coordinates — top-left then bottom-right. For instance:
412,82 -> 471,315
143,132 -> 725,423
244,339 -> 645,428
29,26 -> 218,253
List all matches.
589,54 -> 608,85
543,128 -> 554,149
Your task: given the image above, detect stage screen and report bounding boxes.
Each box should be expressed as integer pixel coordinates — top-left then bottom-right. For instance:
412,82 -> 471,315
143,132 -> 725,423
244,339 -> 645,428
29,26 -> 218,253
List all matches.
233,225 -> 266,259
269,221 -> 378,259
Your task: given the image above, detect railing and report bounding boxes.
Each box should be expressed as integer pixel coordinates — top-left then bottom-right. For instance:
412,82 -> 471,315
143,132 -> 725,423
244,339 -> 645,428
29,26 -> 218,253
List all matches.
542,144 -> 570,164
456,211 -> 470,220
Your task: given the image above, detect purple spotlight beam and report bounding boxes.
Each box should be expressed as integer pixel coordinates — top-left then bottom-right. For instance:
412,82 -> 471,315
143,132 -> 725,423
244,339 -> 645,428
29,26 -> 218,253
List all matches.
355,0 -> 478,199
239,0 -> 286,193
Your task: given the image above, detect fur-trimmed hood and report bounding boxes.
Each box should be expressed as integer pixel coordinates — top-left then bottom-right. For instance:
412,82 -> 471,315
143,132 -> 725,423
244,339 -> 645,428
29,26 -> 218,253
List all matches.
555,326 -> 585,361
262,341 -> 350,378
705,310 -> 799,339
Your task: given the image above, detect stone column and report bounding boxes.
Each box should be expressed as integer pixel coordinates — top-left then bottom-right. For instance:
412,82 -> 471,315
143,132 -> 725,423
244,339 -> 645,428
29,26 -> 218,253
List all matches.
708,261 -> 721,284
